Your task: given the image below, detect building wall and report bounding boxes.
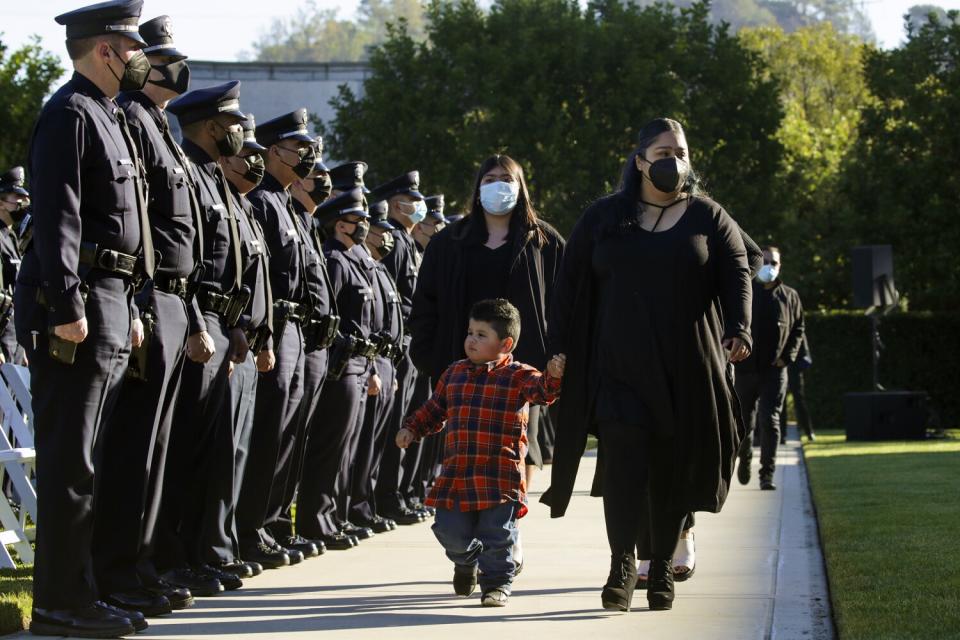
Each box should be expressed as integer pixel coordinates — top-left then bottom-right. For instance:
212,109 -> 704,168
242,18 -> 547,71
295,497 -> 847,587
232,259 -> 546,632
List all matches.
170,60 -> 370,142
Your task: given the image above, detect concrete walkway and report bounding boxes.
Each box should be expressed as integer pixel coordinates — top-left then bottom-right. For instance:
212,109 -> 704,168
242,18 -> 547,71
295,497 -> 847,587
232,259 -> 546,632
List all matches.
27,427 -> 833,639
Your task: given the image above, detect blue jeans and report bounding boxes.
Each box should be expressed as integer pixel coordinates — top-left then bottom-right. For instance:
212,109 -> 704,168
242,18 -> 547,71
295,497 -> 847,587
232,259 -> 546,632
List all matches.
432,501 -> 519,592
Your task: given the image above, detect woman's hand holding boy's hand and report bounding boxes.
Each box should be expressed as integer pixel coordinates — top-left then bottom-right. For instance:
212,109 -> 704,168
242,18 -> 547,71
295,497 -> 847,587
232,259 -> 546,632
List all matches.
396,427 -> 416,449
547,354 -> 567,379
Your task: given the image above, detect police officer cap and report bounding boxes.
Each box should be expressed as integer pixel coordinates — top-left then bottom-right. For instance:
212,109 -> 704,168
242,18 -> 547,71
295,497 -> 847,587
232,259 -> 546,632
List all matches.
241,114 -> 267,153
329,161 -> 369,194
167,80 -> 245,127
256,108 -> 314,147
315,188 -> 369,227
0,167 -> 29,197
139,15 -> 185,60
368,200 -> 396,231
424,194 -> 445,222
55,0 -> 147,46
310,138 -> 328,172
369,171 -> 424,204
445,213 -> 465,225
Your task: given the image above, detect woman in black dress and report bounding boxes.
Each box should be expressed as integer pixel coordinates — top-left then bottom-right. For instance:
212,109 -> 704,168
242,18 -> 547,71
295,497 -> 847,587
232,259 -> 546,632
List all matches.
543,118 -> 754,612
409,155 -> 565,486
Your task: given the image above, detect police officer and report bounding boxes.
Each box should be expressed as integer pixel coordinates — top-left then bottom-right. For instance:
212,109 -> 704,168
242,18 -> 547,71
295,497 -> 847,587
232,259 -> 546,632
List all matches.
328,160 -> 370,199
212,113 -> 275,577
296,188 -> 378,548
16,1 -> 154,636
236,109 -> 317,567
270,148 -> 341,550
371,172 -> 429,526
0,166 -> 29,364
347,200 -> 403,533
157,80 -> 248,596
90,14 -> 213,617
412,194 -> 446,251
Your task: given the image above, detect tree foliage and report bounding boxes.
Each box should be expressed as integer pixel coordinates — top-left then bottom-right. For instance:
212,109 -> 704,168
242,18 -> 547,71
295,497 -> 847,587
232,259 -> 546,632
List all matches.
250,0 -> 427,62
836,10 -> 960,310
0,36 -> 64,173
321,0 -> 783,235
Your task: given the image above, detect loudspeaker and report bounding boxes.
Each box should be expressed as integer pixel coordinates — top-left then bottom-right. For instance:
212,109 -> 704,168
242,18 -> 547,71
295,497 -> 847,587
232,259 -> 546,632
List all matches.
851,245 -> 896,310
844,391 -> 928,441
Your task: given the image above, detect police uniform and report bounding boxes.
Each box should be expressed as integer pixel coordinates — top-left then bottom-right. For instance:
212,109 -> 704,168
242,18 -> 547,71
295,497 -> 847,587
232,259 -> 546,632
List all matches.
87,16 -> 204,615
296,188 -> 376,545
347,203 -> 403,531
207,114 -> 275,575
236,110 -> 313,565
155,81 -> 247,594
265,162 -> 338,551
0,167 -> 28,363
371,172 -> 428,525
15,1 -> 154,635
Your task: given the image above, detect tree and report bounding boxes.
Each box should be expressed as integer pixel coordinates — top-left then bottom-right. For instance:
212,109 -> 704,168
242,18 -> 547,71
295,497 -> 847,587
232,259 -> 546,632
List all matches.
906,4 -> 949,32
321,0 -> 782,237
836,10 -> 960,310
0,36 -> 64,173
740,23 -> 869,306
250,0 -> 427,62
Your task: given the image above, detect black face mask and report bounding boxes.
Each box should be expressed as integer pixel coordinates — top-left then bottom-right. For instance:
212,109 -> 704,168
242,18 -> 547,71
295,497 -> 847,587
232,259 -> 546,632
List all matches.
108,45 -> 151,92
243,155 -> 265,186
644,157 -> 690,194
345,219 -> 370,246
3,199 -> 29,225
149,60 -> 191,95
309,173 -> 332,204
213,121 -> 244,158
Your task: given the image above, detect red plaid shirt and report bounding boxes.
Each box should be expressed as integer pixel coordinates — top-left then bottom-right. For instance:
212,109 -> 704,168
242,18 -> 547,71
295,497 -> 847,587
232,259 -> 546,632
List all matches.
404,354 -> 562,514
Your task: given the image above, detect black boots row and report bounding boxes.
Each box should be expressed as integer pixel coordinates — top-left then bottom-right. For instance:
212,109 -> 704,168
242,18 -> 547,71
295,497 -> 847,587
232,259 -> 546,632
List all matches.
601,553 -> 675,612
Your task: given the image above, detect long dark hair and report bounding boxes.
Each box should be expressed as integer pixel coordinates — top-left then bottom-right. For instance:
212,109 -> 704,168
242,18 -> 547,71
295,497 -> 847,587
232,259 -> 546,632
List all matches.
601,117 -> 706,237
463,154 -> 546,246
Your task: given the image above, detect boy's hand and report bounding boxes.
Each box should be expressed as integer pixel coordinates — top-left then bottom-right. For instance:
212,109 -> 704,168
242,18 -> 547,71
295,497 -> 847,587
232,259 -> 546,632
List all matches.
547,354 -> 567,379
396,427 -> 416,449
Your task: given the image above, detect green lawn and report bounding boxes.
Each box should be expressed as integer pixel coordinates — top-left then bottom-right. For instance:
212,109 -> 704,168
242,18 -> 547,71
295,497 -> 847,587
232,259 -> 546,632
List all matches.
0,565 -> 32,635
804,430 -> 960,640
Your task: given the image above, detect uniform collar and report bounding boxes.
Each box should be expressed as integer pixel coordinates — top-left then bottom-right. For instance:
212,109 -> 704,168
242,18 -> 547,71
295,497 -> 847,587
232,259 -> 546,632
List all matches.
180,138 -> 215,169
71,71 -> 118,119
122,90 -> 166,129
259,171 -> 285,194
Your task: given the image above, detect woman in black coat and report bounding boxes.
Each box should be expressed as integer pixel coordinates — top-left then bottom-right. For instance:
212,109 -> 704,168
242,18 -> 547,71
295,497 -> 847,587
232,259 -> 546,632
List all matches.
542,118 -> 755,612
408,155 -> 565,480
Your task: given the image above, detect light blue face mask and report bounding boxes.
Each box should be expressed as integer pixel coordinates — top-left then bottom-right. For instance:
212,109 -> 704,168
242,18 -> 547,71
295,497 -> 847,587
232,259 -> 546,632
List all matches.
756,264 -> 780,283
403,200 -> 427,224
480,180 -> 520,215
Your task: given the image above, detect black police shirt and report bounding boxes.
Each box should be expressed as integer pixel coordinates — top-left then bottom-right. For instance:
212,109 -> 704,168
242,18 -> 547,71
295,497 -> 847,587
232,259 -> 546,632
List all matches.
248,172 -> 306,304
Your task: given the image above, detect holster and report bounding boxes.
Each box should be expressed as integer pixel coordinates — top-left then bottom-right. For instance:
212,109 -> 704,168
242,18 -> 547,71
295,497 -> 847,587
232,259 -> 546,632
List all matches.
125,307 -> 156,381
326,333 -> 358,382
245,324 -> 271,355
225,286 -> 252,328
303,312 -> 341,352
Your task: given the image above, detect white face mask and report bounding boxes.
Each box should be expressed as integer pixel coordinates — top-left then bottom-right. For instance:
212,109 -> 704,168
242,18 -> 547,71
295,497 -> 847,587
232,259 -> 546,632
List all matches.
757,264 -> 780,283
479,180 -> 520,215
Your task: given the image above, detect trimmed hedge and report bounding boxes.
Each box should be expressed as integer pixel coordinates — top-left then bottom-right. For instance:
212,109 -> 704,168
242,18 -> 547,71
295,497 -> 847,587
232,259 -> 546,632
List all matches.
802,311 -> 960,431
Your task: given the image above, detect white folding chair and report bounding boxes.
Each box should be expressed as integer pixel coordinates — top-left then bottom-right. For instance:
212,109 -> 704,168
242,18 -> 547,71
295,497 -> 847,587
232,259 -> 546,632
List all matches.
0,364 -> 36,567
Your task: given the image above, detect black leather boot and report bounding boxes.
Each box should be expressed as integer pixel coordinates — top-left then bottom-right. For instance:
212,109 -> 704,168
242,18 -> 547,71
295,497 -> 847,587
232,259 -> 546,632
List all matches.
600,553 -> 637,611
647,558 -> 675,611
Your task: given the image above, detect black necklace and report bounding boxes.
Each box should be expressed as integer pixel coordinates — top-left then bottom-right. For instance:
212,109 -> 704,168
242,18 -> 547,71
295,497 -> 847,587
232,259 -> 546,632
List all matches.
637,195 -> 685,232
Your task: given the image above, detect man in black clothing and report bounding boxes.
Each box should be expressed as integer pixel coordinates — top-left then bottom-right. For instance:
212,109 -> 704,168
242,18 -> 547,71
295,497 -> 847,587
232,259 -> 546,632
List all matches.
370,172 -> 430,525
0,166 -> 29,364
735,246 -> 804,490
237,109 -> 318,566
15,1 -> 154,636
157,80 -> 248,596
92,15 -> 212,616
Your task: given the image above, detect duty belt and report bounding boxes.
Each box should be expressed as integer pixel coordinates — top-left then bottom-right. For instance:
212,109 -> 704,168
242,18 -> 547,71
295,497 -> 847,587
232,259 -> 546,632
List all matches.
275,299 -> 307,323
197,287 -> 250,327
78,242 -> 139,278
350,334 -> 379,360
153,273 -> 190,299
370,333 -> 402,360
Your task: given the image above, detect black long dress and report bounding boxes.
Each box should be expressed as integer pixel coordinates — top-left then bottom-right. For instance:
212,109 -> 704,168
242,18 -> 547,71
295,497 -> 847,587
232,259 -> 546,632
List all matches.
543,194 -> 753,518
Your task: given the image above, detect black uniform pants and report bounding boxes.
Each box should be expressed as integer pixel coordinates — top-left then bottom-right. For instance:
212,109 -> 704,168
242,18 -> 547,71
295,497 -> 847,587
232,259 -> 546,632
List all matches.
155,312 -> 232,570
237,323 -> 305,549
205,352 -> 258,565
20,275 -> 132,609
736,367 -> 789,479
399,367 -> 430,505
93,290 -> 189,594
598,421 -> 687,560
348,356 -> 396,524
783,367 -> 814,438
376,351 -> 418,513
297,370 -> 368,537
266,347 -> 327,542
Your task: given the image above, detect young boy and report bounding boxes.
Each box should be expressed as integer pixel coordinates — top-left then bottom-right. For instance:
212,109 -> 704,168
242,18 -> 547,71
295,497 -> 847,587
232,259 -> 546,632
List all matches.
397,298 -> 566,607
